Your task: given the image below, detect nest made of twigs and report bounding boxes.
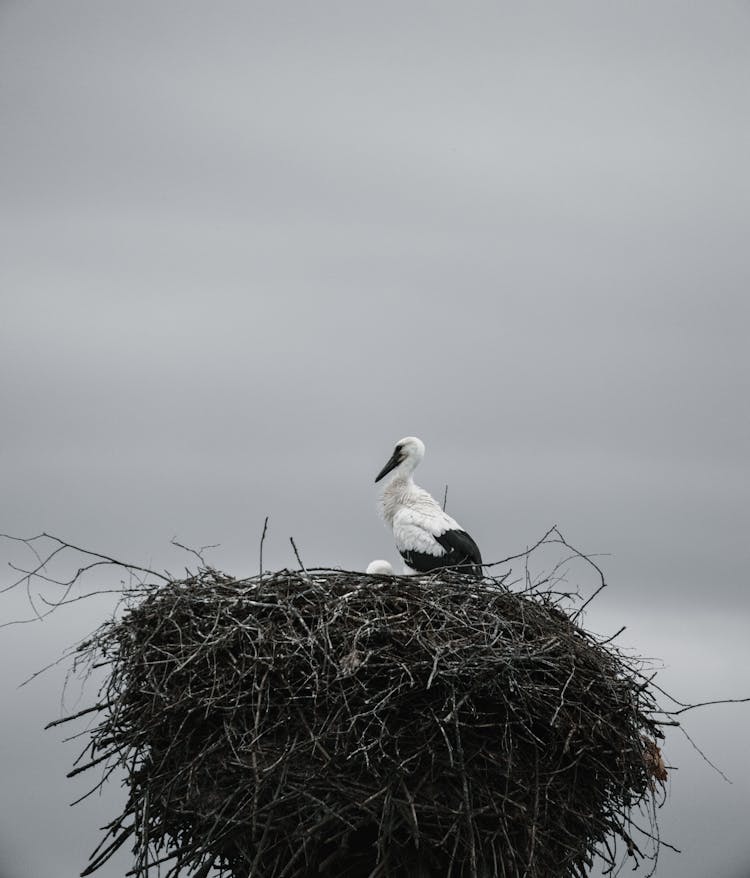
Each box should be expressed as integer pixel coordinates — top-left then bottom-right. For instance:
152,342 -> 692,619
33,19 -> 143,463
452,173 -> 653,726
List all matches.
63,568 -> 667,878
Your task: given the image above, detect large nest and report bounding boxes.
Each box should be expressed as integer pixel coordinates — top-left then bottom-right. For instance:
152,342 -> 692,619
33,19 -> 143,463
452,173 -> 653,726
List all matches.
62,567 -> 667,878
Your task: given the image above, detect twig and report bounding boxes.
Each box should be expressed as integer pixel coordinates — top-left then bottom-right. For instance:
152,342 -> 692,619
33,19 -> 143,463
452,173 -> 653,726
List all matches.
657,696 -> 750,717
1,531 -> 169,586
289,536 -> 308,576
259,516 -> 269,581
170,537 -> 219,567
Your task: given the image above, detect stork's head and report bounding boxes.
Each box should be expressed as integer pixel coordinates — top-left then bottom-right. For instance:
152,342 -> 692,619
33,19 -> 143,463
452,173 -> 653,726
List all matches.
374,436 -> 425,483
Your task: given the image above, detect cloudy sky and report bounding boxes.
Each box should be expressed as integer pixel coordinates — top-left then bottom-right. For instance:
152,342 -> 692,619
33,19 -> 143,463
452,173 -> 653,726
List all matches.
1,2 -> 749,876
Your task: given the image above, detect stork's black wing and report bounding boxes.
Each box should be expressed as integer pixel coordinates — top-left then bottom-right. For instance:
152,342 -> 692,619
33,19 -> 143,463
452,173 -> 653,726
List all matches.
434,528 -> 483,578
400,528 -> 483,579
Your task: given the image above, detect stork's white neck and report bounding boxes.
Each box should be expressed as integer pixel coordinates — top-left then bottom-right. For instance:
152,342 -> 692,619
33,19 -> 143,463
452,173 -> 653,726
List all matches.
378,474 -> 448,530
378,475 -> 416,526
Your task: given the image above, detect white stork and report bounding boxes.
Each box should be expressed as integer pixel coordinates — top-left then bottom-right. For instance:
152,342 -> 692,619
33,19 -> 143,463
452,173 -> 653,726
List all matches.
374,436 -> 483,579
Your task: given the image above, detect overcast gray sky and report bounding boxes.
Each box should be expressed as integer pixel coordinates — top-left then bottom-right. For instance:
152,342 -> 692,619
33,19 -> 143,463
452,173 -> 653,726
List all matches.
1,2 -> 749,876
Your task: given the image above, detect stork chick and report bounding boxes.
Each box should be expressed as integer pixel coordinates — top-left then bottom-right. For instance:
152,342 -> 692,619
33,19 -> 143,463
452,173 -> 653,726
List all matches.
365,559 -> 396,576
374,436 -> 483,579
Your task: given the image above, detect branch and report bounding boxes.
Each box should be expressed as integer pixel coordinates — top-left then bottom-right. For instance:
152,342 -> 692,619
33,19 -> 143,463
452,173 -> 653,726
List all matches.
0,531 -> 168,628
170,537 -> 219,567
259,516 -> 269,580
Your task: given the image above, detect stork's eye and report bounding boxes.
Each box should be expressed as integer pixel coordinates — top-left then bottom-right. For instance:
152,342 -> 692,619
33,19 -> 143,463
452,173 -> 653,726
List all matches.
394,445 -> 403,454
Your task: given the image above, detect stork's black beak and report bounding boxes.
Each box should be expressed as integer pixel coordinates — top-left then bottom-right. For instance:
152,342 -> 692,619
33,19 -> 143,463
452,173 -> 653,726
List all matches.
375,449 -> 402,483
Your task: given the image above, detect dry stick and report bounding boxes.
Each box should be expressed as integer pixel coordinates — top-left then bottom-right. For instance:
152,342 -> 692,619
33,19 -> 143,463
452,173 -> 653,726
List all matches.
572,579 -> 608,621
484,525 -> 561,569
636,666 -> 750,715
248,764 -> 293,877
598,625 -> 627,645
259,516 -> 269,581
660,695 -> 750,716
442,484 -> 449,512
678,725 -> 734,783
188,856 -> 217,878
69,765 -> 122,807
170,538 -> 219,567
81,825 -> 135,876
1,531 -> 170,585
289,536 -> 309,577
0,536 -> 68,593
452,692 -> 478,878
1,534 -> 167,628
123,842 -> 203,877
21,650 -> 88,688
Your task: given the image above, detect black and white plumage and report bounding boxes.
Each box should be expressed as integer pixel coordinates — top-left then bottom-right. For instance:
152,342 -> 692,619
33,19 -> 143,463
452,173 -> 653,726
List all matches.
374,436 -> 483,579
